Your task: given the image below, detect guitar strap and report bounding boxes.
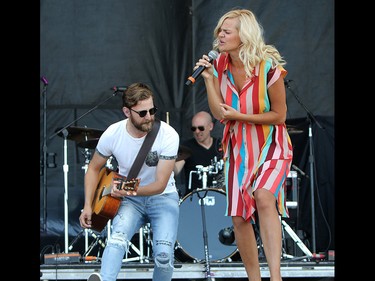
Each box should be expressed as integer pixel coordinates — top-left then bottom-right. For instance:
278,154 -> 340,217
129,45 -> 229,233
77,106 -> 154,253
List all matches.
126,118 -> 161,180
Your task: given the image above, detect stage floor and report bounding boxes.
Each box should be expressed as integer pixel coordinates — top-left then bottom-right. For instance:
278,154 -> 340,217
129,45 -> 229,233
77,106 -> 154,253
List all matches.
40,259 -> 335,280
40,215 -> 334,280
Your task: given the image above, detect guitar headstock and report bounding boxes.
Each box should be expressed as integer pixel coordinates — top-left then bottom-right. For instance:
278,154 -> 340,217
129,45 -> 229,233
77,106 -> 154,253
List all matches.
114,175 -> 140,192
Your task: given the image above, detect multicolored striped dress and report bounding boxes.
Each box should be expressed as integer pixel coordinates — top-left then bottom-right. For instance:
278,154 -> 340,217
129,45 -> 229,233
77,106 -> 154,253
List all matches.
213,53 -> 293,223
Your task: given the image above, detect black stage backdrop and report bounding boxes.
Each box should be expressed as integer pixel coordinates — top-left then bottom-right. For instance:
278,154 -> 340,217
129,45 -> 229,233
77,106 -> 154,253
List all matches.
40,0 -> 335,259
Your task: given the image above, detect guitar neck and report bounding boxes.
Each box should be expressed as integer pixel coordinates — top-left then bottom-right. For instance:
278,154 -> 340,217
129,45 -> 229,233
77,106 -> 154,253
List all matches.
115,176 -> 139,192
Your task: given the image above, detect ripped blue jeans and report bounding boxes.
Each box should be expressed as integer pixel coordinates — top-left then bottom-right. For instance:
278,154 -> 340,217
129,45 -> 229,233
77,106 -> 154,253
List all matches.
99,191 -> 179,281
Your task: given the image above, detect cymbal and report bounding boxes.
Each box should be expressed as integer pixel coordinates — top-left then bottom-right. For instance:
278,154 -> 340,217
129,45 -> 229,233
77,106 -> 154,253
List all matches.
55,126 -> 104,143
77,138 -> 99,149
177,145 -> 192,162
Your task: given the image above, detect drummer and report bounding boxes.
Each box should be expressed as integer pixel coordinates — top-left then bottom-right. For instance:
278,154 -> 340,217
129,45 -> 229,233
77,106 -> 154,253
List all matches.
174,111 -> 223,197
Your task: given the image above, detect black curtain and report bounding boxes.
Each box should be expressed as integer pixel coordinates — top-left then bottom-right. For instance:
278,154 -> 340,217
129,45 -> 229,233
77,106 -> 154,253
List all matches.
286,116 -> 335,252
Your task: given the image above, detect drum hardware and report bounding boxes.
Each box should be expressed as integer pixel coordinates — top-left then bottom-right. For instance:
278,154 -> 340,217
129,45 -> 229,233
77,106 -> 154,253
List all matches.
122,229 -> 144,263
69,208 -> 112,257
143,223 -> 153,262
218,226 -> 234,245
105,156 -> 115,170
176,196 -> 238,262
281,219 -> 312,260
49,88 -> 120,253
282,169 -> 312,260
187,156 -> 223,191
122,224 -> 153,263
78,138 -> 100,150
81,148 -> 92,173
53,125 -> 104,253
67,228 -> 107,259
55,126 -> 104,143
82,229 -> 107,257
180,158 -> 227,280
81,147 -> 93,256
218,223 -> 265,260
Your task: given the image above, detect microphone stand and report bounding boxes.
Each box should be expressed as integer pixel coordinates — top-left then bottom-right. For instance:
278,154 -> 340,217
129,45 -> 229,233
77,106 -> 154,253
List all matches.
49,89 -> 122,253
41,77 -> 48,232
188,158 -> 222,281
193,166 -> 214,281
285,81 -> 324,257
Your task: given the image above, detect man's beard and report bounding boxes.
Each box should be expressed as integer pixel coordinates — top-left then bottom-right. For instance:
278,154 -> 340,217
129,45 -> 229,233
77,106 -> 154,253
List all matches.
130,116 -> 154,133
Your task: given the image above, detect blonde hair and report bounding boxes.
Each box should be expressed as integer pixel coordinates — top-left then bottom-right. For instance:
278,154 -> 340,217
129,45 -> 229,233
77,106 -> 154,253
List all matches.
213,9 -> 286,78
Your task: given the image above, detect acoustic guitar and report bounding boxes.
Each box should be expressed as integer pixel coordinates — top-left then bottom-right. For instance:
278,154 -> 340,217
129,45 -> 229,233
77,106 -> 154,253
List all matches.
91,167 -> 140,232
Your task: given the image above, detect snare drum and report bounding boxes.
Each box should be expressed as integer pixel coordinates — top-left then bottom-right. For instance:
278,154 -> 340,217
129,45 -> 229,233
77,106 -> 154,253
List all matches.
175,188 -> 238,262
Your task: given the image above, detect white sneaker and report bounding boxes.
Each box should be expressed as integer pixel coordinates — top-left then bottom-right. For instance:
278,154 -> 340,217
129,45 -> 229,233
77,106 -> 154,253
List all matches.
87,272 -> 102,281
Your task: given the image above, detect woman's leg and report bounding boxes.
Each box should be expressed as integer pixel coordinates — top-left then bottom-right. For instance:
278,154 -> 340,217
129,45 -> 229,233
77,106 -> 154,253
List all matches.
232,216 -> 261,281
255,189 -> 283,281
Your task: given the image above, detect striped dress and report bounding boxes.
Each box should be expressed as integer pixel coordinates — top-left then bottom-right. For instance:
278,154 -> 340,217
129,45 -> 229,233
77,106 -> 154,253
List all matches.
213,53 -> 293,223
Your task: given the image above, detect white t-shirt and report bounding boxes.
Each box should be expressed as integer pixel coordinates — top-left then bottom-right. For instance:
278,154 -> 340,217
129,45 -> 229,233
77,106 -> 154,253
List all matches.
96,119 -> 179,194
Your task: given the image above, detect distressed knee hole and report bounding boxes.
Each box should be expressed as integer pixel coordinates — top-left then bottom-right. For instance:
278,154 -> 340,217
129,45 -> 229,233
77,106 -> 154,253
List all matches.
107,232 -> 129,250
154,252 -> 173,269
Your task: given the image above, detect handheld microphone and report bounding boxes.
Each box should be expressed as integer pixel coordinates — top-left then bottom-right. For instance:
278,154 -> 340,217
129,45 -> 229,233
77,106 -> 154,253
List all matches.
185,50 -> 219,86
112,86 -> 128,92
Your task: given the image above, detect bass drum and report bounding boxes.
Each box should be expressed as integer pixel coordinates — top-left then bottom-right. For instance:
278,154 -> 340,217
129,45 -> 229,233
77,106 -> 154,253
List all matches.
175,188 -> 238,262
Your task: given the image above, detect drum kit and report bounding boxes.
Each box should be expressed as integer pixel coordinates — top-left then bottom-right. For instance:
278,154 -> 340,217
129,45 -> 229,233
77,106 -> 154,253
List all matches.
175,157 -> 238,264
59,124 -> 307,264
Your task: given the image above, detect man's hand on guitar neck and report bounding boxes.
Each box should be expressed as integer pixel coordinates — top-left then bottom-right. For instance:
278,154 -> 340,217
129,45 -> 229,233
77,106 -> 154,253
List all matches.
111,176 -> 140,197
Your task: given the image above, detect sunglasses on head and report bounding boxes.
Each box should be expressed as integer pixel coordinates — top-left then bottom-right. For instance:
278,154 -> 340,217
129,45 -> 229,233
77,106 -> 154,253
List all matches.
191,126 -> 205,132
129,107 -> 157,118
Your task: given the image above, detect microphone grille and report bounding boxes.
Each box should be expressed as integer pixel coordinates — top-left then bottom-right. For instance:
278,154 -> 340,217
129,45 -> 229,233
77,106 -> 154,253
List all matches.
208,50 -> 219,60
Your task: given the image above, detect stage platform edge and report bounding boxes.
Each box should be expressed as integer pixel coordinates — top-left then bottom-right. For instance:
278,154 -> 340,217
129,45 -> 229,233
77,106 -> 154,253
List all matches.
40,260 -> 335,280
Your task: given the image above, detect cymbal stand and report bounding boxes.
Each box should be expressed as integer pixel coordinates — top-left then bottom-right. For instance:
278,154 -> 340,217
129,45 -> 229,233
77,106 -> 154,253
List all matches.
281,218 -> 312,260
48,89 -> 123,253
81,149 -> 92,173
83,229 -> 106,257
122,226 -> 151,263
143,223 -> 153,262
61,129 -> 70,253
281,199 -> 312,260
81,148 -> 92,253
122,239 -> 142,262
68,228 -> 106,261
187,158 -> 222,281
